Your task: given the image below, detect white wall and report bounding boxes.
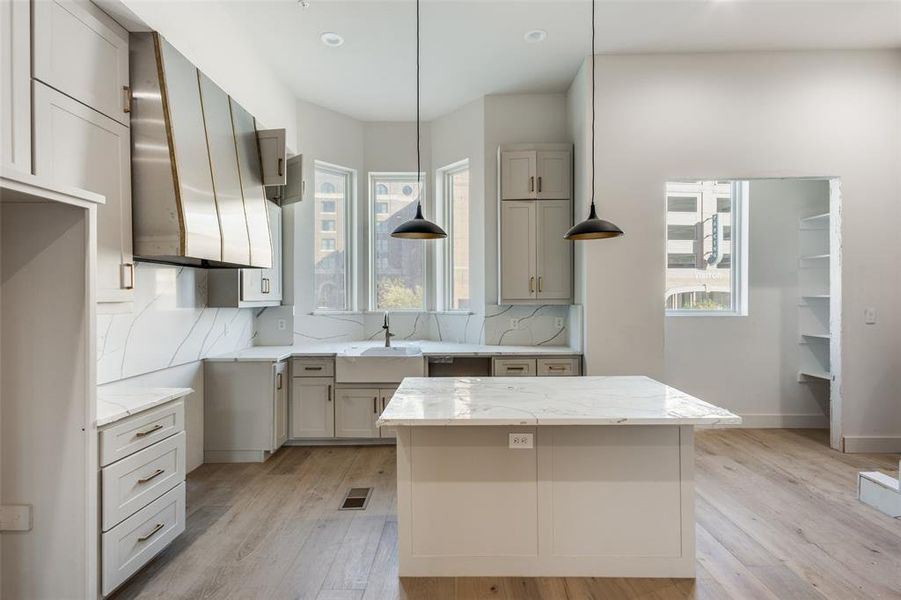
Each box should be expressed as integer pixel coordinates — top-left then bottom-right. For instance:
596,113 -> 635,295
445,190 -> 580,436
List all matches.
483,94 -> 570,304
664,179 -> 830,427
118,0 -> 297,145
569,50 -> 901,449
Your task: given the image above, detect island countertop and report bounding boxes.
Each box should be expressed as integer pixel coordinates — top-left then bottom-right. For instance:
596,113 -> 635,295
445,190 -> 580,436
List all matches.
377,376 -> 741,427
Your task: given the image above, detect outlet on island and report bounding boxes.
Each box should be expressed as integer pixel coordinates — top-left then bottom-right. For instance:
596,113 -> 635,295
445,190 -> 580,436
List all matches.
509,432 -> 534,449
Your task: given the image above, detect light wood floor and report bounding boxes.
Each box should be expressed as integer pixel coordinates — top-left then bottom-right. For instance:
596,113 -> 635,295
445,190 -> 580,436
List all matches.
112,429 -> 901,600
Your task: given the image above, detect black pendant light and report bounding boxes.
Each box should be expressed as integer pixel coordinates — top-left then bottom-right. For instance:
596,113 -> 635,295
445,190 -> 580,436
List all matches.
564,0 -> 623,241
391,0 -> 447,240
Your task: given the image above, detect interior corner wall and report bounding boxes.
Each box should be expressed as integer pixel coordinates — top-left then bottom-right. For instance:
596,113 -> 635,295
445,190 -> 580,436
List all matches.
580,50 -> 901,446
119,0 -> 297,146
431,98 -> 486,315
664,179 -> 830,427
566,61 -> 590,355
483,94 -> 570,304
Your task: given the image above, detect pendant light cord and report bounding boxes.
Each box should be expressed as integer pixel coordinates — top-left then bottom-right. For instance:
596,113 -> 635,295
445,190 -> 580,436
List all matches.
416,0 -> 422,198
590,0 -> 596,211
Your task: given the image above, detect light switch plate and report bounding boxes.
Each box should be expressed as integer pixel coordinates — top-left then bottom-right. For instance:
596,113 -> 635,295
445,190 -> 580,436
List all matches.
510,318 -> 520,330
0,505 -> 32,532
864,307 -> 877,324
509,432 -> 533,449
554,317 -> 564,329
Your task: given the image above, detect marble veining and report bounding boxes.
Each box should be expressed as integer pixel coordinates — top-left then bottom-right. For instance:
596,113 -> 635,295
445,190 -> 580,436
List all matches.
377,376 -> 742,426
96,386 -> 193,427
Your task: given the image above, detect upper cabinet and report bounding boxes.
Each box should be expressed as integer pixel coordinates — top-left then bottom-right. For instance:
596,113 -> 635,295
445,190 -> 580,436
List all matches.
257,128 -> 287,187
497,144 -> 573,305
33,0 -> 130,126
500,147 -> 571,200
30,0 -> 135,303
1,0 -> 31,174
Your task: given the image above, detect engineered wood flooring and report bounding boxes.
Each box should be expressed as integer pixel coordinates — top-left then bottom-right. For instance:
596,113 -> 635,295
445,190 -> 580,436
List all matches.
111,429 -> 901,600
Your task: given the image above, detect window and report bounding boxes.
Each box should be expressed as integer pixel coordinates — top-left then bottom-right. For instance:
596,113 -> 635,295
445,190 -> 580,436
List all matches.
314,161 -> 353,311
665,180 -> 747,315
438,160 -> 470,310
369,173 -> 426,310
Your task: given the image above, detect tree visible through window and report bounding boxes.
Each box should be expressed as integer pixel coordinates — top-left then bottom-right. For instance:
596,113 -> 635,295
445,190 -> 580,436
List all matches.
314,162 -> 352,311
370,173 -> 425,310
665,180 -> 746,314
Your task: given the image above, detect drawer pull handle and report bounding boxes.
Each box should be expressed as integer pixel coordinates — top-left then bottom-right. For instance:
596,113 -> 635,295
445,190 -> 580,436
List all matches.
548,365 -> 566,371
507,366 -> 525,371
304,366 -> 323,371
135,424 -> 163,438
138,469 -> 165,484
138,522 -> 164,542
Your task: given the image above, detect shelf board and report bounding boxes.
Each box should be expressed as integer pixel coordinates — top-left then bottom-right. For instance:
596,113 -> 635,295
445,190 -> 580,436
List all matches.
801,294 -> 830,299
800,212 -> 830,223
801,254 -> 830,260
799,370 -> 832,381
801,333 -> 831,341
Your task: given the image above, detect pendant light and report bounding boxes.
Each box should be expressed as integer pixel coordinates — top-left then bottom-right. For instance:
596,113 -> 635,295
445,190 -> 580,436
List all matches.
564,0 -> 623,241
391,0 -> 447,240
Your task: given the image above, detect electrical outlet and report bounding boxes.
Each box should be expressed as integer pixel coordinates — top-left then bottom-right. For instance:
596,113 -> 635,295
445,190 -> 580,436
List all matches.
510,318 -> 520,330
509,432 -> 533,449
864,307 -> 877,324
277,319 -> 287,331
554,317 -> 564,329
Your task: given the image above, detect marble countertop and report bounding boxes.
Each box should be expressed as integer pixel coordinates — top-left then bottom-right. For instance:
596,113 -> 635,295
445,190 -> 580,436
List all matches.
97,386 -> 193,427
205,340 -> 581,362
377,376 -> 742,427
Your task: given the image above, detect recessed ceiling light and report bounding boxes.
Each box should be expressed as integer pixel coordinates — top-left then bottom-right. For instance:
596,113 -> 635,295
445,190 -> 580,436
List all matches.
320,32 -> 344,47
524,29 -> 547,43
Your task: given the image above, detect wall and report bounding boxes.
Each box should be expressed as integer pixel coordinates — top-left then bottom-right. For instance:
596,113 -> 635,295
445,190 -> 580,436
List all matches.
116,0 -> 297,146
568,50 -> 901,450
664,179 -> 830,427
483,94 -> 570,303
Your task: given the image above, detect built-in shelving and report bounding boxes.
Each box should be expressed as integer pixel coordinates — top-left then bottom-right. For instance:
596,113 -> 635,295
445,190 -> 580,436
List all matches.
801,253 -> 831,261
801,333 -> 831,341
799,212 -> 830,227
799,369 -> 832,381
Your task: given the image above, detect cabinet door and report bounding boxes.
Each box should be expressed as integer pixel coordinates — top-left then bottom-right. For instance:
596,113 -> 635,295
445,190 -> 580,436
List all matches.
536,151 -> 571,200
500,201 -> 537,302
500,151 -> 536,200
536,200 -> 572,301
231,99 -> 273,268
257,128 -> 287,187
274,362 -> 288,449
290,377 -> 334,439
240,202 -> 282,303
32,0 -> 130,125
32,81 -> 134,303
379,387 -> 397,439
1,0 -> 31,173
335,387 -> 380,438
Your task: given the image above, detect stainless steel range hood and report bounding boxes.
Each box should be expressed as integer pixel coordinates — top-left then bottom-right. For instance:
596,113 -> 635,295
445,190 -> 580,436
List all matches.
129,32 -> 272,268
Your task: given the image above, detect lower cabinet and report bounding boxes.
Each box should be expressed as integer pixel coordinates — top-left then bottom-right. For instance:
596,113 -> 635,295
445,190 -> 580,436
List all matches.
335,386 -> 397,439
290,376 -> 334,438
204,360 -> 288,462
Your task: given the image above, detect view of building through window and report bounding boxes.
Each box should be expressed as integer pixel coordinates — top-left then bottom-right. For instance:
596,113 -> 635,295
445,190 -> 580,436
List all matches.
314,162 -> 351,311
444,164 -> 470,310
665,180 -> 741,312
370,174 -> 426,310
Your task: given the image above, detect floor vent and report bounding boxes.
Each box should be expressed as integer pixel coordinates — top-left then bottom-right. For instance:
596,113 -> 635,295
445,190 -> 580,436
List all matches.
339,487 -> 372,510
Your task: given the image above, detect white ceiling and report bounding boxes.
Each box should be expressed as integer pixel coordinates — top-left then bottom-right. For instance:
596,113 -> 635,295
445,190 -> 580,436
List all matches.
223,0 -> 901,121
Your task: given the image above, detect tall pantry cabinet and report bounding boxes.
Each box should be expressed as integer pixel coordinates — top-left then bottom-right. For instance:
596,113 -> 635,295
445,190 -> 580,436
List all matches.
497,144 -> 573,304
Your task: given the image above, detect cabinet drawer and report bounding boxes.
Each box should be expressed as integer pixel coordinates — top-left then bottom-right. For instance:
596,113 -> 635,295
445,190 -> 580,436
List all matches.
102,431 -> 186,531
493,358 -> 537,377
292,357 -> 335,378
102,482 -> 186,596
100,400 -> 185,467
537,357 -> 581,376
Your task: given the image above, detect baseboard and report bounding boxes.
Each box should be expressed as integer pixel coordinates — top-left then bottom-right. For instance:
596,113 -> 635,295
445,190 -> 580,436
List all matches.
285,438 -> 396,447
735,413 -> 828,428
204,449 -> 268,463
843,436 -> 901,454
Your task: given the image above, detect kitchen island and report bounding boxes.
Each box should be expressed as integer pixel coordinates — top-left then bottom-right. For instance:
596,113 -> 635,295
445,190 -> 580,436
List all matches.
377,376 -> 741,578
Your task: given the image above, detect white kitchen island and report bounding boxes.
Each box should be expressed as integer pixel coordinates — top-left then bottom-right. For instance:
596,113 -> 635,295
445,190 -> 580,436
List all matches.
377,376 -> 741,578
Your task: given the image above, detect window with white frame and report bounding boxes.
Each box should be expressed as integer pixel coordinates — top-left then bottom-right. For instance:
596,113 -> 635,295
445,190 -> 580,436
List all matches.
314,161 -> 353,311
369,173 -> 426,310
438,160 -> 470,311
665,180 -> 748,315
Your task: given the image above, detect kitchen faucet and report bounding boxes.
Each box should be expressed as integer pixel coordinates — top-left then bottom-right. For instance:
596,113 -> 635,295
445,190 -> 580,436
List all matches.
383,312 -> 395,347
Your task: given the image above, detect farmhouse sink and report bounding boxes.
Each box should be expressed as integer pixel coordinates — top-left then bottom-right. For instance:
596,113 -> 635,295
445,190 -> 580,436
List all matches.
361,345 -> 422,357
335,345 -> 426,383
